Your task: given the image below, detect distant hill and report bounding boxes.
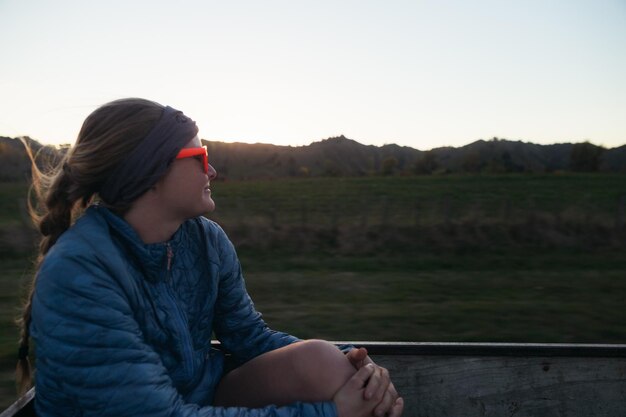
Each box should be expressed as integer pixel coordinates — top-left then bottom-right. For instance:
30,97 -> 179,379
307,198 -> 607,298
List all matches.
1,135 -> 624,181
204,135 -> 625,180
204,136 -> 422,179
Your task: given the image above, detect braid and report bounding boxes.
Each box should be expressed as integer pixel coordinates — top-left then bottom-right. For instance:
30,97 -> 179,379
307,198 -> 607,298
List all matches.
16,296 -> 33,396
39,168 -> 80,254
16,145 -> 95,395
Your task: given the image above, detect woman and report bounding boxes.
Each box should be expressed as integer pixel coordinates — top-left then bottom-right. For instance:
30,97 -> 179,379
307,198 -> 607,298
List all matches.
17,98 -> 404,417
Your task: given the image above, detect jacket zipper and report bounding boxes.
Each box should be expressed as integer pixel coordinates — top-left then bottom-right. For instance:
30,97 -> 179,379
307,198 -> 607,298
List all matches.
162,243 -> 195,379
166,244 -> 173,270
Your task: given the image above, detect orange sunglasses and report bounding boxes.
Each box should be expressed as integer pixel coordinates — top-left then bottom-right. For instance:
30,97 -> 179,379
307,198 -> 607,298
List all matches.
175,146 -> 208,174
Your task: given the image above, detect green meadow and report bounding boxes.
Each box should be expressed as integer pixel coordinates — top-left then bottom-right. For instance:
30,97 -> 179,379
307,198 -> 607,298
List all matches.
1,174 -> 625,407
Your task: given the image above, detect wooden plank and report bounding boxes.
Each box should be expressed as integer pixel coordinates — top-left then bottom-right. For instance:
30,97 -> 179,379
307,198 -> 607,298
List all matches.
372,355 -> 626,417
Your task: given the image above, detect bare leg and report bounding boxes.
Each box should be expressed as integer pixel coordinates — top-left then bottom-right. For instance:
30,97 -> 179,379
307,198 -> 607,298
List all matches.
214,339 -> 355,408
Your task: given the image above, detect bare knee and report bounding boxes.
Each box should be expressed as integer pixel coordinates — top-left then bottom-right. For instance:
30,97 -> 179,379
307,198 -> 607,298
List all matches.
291,339 -> 355,399
214,340 -> 356,407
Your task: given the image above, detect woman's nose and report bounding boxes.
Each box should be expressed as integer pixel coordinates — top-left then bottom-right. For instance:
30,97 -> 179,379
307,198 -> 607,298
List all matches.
207,163 -> 217,180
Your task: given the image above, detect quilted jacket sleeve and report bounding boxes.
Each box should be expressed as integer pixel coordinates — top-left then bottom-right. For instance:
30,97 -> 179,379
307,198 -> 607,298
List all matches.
210,223 -> 301,364
31,249 -> 336,417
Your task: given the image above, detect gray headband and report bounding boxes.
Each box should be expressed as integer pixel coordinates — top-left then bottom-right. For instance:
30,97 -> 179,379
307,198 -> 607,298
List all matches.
98,106 -> 199,205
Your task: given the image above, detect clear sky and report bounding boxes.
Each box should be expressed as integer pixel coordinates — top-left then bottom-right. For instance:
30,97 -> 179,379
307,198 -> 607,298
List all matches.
1,0 -> 625,150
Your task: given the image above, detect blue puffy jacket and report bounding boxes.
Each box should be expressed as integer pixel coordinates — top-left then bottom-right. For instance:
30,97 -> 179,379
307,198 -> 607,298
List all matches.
31,205 -> 338,417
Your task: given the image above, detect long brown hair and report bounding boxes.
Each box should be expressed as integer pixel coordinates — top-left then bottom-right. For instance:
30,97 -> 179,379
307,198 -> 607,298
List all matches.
16,98 -> 164,394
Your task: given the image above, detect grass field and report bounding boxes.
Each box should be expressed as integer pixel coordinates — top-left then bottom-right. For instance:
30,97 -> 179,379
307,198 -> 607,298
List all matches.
0,173 -> 625,408
208,173 -> 626,227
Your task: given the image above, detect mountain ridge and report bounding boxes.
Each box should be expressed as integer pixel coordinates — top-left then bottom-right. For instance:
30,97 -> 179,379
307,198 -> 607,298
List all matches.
1,135 -> 623,181
203,135 -> 624,179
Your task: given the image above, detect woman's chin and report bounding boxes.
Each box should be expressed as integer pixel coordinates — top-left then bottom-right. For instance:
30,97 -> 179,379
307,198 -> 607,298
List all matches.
203,197 -> 215,213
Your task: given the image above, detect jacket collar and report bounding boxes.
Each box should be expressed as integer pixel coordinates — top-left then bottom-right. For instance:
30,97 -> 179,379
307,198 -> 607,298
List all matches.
90,205 -> 183,282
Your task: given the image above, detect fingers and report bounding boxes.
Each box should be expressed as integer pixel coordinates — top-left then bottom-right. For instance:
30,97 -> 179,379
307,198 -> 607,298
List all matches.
388,397 -> 404,417
333,364 -> 377,417
346,347 -> 368,369
373,382 -> 398,417
348,363 -> 376,389
336,361 -> 402,417
364,366 -> 390,401
346,354 -> 401,417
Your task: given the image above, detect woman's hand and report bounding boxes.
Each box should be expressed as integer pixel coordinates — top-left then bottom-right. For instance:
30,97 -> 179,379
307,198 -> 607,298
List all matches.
333,364 -> 379,417
346,347 -> 404,417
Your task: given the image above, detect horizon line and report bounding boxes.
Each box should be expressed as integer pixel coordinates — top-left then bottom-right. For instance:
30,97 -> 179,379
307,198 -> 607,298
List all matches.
2,134 -> 624,152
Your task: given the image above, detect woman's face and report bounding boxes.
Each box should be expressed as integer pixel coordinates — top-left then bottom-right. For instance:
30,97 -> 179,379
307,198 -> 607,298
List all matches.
153,136 -> 217,220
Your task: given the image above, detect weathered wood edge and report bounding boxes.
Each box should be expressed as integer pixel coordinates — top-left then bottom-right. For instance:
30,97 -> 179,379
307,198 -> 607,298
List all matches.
0,388 -> 34,417
209,340 -> 626,357
329,341 -> 626,357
